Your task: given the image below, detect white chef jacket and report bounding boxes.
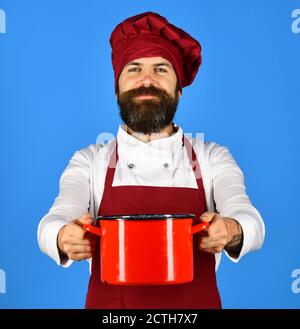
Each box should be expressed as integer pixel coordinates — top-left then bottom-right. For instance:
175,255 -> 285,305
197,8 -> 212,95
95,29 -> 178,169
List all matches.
37,124 -> 265,270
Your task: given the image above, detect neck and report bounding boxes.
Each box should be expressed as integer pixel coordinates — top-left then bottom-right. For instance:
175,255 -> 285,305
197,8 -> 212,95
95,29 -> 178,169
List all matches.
126,123 -> 176,143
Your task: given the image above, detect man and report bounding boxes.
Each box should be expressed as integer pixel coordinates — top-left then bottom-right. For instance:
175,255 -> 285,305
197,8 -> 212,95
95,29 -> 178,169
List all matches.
37,12 -> 265,309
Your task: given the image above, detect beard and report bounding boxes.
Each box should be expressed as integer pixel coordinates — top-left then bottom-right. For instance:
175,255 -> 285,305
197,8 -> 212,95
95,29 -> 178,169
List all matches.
117,85 -> 179,134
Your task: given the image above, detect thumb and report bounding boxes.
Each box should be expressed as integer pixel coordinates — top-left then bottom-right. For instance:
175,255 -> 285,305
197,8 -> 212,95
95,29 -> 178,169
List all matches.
75,213 -> 94,226
200,212 -> 216,223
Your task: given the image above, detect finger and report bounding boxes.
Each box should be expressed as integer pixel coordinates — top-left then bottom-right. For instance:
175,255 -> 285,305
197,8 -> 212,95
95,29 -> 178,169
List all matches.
199,239 -> 221,249
68,221 -> 98,240
199,235 -> 218,245
199,229 -> 227,243
65,223 -> 87,239
198,236 -> 225,250
199,236 -> 227,249
200,212 -> 216,223
75,213 -> 94,226
64,244 -> 95,254
201,214 -> 223,236
198,246 -> 223,254
62,237 -> 98,246
206,225 -> 224,238
198,224 -> 217,238
68,252 -> 93,261
199,238 -> 219,249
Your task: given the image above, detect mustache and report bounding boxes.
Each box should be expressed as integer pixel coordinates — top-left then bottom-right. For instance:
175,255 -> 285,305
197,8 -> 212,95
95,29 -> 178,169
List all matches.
120,86 -> 170,99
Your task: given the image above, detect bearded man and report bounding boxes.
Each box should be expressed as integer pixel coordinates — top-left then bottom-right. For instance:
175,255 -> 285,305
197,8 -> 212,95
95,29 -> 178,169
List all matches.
38,12 -> 265,309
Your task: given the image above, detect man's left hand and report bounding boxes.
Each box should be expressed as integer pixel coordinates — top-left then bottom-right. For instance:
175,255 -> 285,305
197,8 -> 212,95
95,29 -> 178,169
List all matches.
198,212 -> 243,256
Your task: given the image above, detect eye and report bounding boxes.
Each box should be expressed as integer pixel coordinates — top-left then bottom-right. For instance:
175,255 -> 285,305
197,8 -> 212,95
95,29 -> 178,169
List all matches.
128,67 -> 141,72
155,67 -> 168,73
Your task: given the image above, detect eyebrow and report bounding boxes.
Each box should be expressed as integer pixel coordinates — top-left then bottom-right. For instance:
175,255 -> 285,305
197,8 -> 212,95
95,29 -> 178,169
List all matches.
125,62 -> 173,69
155,62 -> 173,68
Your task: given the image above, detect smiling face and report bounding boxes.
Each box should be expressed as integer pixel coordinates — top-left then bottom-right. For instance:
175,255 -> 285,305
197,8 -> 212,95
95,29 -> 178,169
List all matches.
117,57 -> 181,134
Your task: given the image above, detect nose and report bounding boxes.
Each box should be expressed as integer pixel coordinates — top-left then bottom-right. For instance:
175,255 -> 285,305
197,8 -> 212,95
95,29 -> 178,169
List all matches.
138,71 -> 157,88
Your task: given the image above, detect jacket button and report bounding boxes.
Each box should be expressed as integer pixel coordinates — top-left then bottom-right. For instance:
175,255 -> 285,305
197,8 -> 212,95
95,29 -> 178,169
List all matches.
128,163 -> 135,169
163,163 -> 169,168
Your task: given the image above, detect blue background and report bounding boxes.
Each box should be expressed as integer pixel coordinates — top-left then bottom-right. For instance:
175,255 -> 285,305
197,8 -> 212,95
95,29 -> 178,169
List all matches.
0,0 -> 299,308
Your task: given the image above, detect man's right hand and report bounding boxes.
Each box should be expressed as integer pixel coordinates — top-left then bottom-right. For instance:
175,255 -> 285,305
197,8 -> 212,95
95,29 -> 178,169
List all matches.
57,213 -> 97,261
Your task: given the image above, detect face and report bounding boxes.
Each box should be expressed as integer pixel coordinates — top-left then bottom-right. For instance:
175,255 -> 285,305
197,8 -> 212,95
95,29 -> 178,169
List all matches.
117,57 -> 181,134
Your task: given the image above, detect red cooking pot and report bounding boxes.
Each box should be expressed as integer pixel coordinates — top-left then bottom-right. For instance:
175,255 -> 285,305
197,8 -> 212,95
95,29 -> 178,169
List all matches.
83,214 -> 209,285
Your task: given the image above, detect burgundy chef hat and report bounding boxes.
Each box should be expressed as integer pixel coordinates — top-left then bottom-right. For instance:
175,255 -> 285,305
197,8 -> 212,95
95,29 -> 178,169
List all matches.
110,11 -> 202,92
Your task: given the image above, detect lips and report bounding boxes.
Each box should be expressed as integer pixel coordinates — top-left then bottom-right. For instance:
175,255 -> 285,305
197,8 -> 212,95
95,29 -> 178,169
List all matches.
134,95 -> 157,100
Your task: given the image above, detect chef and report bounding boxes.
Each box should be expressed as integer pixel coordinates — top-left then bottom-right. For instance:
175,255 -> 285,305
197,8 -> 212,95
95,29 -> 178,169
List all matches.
37,12 -> 265,309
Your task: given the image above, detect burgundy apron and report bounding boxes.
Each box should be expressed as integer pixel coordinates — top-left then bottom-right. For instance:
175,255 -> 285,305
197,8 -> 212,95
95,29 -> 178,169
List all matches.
85,136 -> 221,309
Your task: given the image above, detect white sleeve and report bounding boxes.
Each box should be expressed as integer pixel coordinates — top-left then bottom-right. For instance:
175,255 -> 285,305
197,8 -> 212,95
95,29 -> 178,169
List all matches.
37,148 -> 91,267
209,143 -> 265,262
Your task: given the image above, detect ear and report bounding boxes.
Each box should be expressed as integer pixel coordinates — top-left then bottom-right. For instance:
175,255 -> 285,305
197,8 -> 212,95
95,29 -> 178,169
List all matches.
178,90 -> 182,98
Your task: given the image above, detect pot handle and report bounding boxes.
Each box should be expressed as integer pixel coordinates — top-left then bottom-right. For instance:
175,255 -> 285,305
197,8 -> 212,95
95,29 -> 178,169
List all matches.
82,224 -> 102,237
191,222 -> 209,234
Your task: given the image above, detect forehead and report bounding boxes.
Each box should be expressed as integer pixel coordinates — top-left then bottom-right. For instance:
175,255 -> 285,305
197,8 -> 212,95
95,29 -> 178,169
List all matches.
124,57 -> 174,68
